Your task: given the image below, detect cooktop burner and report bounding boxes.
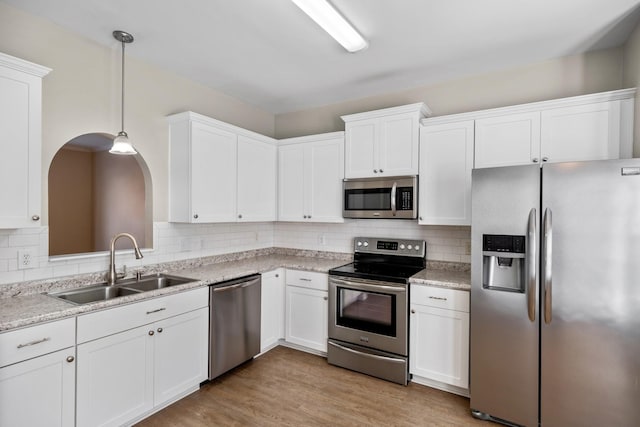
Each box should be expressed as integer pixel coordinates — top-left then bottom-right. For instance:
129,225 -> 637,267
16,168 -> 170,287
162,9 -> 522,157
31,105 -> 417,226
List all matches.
329,237 -> 426,284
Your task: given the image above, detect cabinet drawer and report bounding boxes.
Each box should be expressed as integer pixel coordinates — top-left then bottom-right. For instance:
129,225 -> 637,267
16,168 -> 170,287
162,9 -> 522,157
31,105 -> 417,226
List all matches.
78,287 -> 208,344
411,285 -> 469,312
285,269 -> 328,291
0,317 -> 75,367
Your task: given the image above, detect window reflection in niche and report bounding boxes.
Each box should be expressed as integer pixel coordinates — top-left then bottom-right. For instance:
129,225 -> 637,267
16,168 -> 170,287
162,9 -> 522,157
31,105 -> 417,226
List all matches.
48,133 -> 151,256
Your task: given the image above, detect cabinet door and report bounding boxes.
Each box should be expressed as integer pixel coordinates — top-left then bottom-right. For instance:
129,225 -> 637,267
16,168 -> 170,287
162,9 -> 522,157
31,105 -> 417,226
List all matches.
154,308 -> 209,407
237,135 -> 276,221
379,113 -> 419,176
261,269 -> 285,352
0,61 -> 44,228
541,101 -> 621,163
278,144 -> 306,222
0,347 -> 75,427
77,325 -> 154,427
409,304 -> 469,389
475,112 -> 541,168
285,286 -> 328,353
419,121 -> 474,225
308,138 -> 345,223
191,121 -> 237,222
345,118 -> 378,178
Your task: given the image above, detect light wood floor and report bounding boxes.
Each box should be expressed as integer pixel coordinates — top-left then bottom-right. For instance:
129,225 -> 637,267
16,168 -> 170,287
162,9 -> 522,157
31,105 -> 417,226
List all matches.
137,346 -> 488,427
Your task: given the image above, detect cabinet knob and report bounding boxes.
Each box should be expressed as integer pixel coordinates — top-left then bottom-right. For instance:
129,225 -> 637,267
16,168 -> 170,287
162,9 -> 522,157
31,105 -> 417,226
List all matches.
323,296 -> 328,301
193,214 -> 199,219
157,327 -> 163,333
66,355 -> 75,363
532,158 -> 539,163
238,214 -> 243,219
373,169 -> 378,173
419,216 -> 423,221
31,215 -> 40,221
542,157 -> 549,162
379,169 -> 383,173
275,274 -> 279,278
308,215 -> 311,219
303,215 -> 307,219
411,309 -> 415,314
148,330 -> 155,336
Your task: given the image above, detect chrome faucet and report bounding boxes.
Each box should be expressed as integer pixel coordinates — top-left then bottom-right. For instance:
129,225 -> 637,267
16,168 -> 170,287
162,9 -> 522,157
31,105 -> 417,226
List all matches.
107,232 -> 143,285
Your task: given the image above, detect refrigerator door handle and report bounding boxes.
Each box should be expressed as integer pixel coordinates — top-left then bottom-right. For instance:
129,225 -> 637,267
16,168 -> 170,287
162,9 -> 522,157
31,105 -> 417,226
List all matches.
543,207 -> 553,324
527,208 -> 537,322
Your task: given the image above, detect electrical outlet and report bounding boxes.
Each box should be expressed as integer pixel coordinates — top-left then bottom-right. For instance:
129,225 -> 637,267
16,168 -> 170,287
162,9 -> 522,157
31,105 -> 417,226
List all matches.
18,249 -> 35,269
318,234 -> 327,245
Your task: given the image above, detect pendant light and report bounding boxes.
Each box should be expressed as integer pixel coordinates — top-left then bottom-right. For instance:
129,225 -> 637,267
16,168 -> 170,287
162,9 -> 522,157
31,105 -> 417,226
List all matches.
110,30 -> 137,155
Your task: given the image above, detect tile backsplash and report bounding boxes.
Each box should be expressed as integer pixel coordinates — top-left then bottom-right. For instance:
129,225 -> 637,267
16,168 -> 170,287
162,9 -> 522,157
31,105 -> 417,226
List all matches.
0,220 -> 470,285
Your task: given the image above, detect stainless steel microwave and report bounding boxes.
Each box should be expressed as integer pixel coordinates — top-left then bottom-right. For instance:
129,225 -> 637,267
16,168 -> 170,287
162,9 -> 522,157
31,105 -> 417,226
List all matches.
343,176 -> 418,219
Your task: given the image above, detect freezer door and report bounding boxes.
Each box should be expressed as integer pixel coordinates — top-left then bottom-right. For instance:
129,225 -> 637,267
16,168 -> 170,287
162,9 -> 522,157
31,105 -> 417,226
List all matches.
470,164 -> 539,427
541,160 -> 640,427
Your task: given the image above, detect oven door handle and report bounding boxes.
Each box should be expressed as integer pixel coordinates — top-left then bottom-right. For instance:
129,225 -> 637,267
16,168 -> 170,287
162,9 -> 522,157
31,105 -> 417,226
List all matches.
328,341 -> 405,364
329,277 -> 406,294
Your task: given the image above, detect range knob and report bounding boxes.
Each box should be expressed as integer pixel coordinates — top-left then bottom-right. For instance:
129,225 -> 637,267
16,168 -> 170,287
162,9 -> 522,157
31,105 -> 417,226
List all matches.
363,241 -> 369,247
357,241 -> 362,247
415,245 -> 420,251
407,245 -> 413,250
399,244 -> 405,250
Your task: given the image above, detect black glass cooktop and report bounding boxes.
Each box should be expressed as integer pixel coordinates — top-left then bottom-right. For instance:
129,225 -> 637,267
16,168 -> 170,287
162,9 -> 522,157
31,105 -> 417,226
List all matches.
329,261 -> 425,284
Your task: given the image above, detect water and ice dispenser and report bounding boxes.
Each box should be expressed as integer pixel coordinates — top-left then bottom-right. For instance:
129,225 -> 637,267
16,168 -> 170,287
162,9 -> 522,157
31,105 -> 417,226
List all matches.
482,234 -> 525,292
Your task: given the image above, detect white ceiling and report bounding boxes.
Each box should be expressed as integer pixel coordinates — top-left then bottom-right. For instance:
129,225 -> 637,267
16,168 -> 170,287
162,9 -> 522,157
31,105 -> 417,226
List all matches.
4,0 -> 640,114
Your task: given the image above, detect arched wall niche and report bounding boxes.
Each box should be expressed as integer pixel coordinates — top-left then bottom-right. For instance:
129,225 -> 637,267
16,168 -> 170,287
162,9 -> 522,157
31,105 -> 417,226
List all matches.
48,132 -> 153,256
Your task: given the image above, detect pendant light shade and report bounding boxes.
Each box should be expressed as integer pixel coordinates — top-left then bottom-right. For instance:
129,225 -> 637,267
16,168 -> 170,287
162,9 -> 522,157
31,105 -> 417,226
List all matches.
110,30 -> 137,155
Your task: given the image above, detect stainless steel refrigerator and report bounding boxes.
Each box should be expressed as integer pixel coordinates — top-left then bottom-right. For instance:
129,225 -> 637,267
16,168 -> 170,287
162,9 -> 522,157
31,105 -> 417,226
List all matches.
470,159 -> 640,427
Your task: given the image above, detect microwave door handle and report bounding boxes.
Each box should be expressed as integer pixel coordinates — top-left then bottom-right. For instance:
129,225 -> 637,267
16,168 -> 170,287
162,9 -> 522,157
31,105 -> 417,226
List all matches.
391,182 -> 397,216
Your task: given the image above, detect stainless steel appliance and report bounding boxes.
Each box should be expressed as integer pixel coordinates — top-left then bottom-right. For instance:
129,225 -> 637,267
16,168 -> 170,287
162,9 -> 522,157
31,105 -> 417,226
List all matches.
343,176 -> 417,219
328,237 -> 426,385
470,160 -> 640,427
209,274 -> 261,380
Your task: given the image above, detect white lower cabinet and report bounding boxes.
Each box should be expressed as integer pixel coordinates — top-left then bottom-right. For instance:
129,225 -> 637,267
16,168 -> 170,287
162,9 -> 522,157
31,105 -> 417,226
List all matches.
0,317 -> 76,427
261,269 -> 285,352
0,348 -> 76,427
409,285 -> 469,395
284,270 -> 328,353
76,288 -> 209,427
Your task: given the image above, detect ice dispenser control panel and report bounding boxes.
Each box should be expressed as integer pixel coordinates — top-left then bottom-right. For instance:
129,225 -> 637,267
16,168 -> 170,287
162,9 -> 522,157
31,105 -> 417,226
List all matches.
482,234 -> 525,292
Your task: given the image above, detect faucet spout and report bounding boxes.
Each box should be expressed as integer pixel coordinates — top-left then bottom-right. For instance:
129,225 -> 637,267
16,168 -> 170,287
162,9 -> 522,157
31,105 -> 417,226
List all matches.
108,232 -> 143,285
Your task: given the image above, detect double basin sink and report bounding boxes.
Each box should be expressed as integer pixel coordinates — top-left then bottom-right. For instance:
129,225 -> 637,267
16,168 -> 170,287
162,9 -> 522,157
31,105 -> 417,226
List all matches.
48,273 -> 196,305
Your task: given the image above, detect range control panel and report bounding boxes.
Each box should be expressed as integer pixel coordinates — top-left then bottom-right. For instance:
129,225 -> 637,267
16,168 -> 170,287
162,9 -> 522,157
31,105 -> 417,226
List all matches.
354,237 -> 426,258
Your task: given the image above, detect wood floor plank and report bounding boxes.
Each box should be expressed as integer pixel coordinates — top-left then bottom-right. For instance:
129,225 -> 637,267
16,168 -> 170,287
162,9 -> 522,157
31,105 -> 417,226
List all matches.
136,346 -> 487,426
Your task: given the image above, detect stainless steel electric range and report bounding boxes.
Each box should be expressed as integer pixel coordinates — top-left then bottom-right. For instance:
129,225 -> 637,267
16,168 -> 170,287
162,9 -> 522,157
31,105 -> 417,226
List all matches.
327,237 -> 426,385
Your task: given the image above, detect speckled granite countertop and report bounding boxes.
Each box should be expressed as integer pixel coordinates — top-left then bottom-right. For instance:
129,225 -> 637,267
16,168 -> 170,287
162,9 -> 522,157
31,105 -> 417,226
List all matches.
0,249 -> 470,333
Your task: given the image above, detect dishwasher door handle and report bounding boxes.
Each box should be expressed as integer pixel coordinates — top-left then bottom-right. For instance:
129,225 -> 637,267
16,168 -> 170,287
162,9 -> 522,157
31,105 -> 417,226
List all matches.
213,280 -> 258,292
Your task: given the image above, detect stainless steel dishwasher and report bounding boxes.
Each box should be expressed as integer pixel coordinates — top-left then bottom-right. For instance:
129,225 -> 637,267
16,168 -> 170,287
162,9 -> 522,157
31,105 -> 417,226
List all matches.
209,274 -> 261,380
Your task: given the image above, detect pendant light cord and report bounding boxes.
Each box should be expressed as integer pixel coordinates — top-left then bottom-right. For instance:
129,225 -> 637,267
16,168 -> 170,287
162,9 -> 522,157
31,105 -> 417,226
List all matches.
120,39 -> 125,134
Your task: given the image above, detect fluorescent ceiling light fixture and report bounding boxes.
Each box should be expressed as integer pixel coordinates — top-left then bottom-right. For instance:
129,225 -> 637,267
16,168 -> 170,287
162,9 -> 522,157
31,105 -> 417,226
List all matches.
292,0 -> 368,53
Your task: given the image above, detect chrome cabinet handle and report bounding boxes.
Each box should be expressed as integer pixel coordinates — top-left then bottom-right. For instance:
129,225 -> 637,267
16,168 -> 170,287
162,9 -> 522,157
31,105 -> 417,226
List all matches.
146,307 -> 166,315
17,337 -> 50,349
543,208 -> 553,324
527,208 -> 537,322
148,330 -> 154,336
66,356 -> 75,363
391,182 -> 397,216
532,158 -> 539,163
31,215 -> 40,221
428,296 -> 447,301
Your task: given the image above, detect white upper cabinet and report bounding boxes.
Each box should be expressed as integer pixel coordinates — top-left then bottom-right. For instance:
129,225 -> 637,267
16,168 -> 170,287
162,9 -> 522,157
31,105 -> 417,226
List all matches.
278,132 -> 344,223
419,120 -> 474,226
0,53 -> 50,228
473,89 -> 635,169
342,103 -> 430,178
168,112 -> 277,223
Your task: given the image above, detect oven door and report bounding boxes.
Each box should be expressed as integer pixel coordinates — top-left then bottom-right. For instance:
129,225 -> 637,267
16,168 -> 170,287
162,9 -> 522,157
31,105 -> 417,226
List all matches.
328,276 -> 408,356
